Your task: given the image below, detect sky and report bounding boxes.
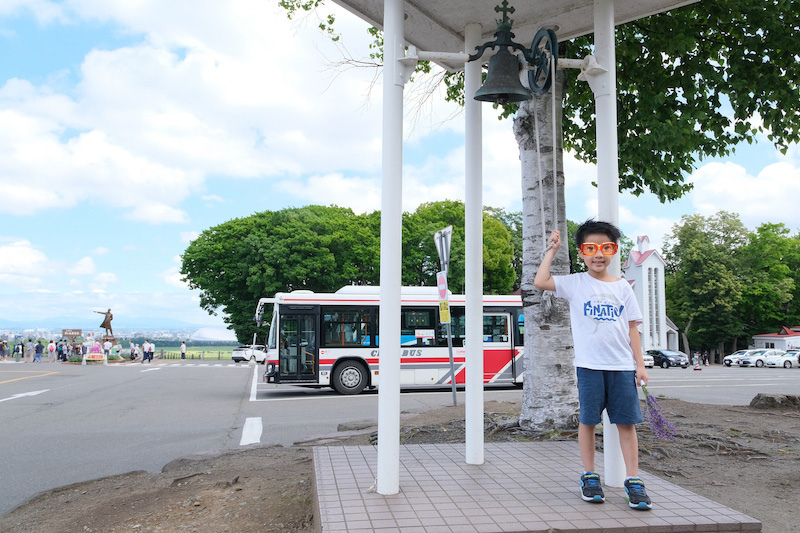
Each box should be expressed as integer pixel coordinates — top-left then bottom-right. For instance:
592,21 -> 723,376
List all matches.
0,1 -> 798,330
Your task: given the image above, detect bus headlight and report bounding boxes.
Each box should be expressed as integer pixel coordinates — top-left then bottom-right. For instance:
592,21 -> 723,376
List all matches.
264,362 -> 277,380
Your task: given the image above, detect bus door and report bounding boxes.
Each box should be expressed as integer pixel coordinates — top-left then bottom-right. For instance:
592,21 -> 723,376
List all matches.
278,306 -> 319,382
483,312 -> 515,384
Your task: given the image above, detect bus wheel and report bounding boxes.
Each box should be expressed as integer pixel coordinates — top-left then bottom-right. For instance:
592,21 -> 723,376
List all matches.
333,361 -> 367,395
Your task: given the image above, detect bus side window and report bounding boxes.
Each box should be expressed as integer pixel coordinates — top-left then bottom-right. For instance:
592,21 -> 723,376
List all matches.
483,315 -> 509,343
438,307 -> 465,347
322,310 -> 372,347
402,308 -> 435,346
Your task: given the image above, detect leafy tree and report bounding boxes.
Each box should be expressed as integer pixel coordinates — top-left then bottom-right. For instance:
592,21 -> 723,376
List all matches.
402,200 -> 515,295
181,205 -> 381,342
663,212 -> 746,351
183,202 -> 516,341
281,1 -> 800,202
737,223 -> 799,336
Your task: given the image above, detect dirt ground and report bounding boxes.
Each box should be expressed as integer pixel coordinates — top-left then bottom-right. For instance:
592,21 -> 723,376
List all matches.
1,394 -> 799,533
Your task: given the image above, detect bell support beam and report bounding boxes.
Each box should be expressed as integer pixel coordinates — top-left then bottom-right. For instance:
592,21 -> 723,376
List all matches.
464,22 -> 484,465
588,0 -> 626,488
377,0 -> 405,496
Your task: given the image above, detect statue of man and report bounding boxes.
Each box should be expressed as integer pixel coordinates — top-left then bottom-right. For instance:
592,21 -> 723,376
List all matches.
95,309 -> 114,337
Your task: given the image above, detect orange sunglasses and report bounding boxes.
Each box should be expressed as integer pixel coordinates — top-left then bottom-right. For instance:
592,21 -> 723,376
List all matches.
579,242 -> 618,256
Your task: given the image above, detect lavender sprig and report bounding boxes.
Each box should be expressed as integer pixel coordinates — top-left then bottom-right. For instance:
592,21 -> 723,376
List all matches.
641,385 -> 677,441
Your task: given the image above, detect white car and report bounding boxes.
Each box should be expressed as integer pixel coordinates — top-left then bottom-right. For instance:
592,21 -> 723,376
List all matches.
764,351 -> 798,369
738,349 -> 784,368
231,344 -> 267,364
642,353 -> 654,368
723,349 -> 758,367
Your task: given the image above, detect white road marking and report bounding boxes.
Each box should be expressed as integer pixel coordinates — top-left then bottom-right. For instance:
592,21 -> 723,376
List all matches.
249,365 -> 259,402
240,417 -> 263,446
0,390 -> 49,403
140,367 -> 161,373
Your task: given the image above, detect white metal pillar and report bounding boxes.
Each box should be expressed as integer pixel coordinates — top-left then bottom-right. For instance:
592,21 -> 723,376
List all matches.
593,0 -> 625,488
464,22 -> 484,465
376,0 -> 405,495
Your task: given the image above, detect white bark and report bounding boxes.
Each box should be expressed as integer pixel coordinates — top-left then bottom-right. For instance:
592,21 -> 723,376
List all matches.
515,69 -> 579,432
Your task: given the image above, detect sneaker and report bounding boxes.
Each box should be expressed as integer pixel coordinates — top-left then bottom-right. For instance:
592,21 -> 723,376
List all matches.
580,472 -> 605,503
624,477 -> 652,510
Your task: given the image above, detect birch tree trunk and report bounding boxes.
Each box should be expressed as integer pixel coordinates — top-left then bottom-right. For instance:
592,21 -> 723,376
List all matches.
514,69 -> 579,432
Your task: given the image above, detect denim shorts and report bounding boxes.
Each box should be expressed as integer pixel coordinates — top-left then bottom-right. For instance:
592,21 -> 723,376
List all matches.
576,367 -> 643,426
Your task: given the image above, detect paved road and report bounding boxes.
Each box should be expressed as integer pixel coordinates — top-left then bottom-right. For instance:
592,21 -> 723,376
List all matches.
642,363 -> 800,405
1,360 -> 798,516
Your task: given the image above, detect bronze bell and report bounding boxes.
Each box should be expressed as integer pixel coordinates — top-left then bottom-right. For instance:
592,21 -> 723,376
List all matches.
474,45 -> 532,105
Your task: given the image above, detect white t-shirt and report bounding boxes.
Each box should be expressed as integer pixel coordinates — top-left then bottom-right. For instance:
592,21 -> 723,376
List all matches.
553,272 -> 643,371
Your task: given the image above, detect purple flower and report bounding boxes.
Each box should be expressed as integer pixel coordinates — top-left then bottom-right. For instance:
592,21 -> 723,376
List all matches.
641,385 -> 677,441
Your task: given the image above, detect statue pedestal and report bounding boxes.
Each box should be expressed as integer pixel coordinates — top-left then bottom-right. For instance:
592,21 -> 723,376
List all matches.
102,335 -> 116,344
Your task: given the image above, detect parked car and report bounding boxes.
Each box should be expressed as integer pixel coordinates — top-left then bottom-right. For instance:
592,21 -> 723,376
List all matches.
723,349 -> 759,367
642,352 -> 654,368
231,344 -> 267,364
646,349 -> 690,369
738,349 -> 784,368
765,351 -> 798,368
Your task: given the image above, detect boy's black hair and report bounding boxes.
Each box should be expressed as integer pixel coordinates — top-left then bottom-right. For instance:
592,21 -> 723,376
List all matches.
574,219 -> 621,245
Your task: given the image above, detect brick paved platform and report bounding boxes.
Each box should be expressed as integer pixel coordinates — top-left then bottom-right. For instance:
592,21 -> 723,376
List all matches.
312,442 -> 761,532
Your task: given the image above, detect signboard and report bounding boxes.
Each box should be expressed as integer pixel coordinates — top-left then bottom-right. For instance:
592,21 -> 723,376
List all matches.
437,271 -> 450,323
62,329 -> 82,339
434,226 -> 453,275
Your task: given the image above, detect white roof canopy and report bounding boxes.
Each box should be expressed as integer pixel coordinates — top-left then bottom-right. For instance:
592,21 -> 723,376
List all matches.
332,0 -> 698,70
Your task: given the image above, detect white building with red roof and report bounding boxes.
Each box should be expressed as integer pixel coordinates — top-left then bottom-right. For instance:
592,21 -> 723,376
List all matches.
622,236 -> 679,351
751,326 -> 800,351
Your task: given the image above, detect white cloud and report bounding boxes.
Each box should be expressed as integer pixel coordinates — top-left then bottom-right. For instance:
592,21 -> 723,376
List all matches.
0,1 -> 385,225
201,195 -> 223,203
159,255 -> 188,289
690,160 -> 800,231
69,256 -> 95,276
0,239 -> 49,289
124,202 -> 189,224
91,246 -> 109,256
180,231 -> 200,243
92,272 -> 119,288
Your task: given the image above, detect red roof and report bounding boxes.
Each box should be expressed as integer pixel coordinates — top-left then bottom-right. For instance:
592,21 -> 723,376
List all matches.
753,326 -> 800,338
628,249 -> 656,266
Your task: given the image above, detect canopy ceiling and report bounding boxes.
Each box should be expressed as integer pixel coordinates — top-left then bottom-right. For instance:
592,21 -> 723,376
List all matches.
332,0 -> 699,70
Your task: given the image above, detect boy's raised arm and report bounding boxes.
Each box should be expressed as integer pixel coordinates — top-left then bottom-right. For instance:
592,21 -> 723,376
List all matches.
534,230 -> 560,292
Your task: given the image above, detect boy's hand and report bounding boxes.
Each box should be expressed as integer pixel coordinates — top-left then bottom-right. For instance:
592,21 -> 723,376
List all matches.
636,367 -> 649,387
546,230 -> 561,253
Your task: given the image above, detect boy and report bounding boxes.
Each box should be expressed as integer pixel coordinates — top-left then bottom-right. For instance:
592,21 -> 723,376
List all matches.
534,219 -> 651,510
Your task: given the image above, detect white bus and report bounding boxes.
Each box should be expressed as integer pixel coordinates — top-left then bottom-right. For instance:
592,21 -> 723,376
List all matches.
255,286 -> 524,394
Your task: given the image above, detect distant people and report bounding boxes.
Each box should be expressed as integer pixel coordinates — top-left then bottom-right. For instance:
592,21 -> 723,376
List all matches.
150,340 -> 156,360
34,341 -> 44,363
142,340 -> 152,363
25,339 -> 34,363
95,308 -> 114,337
47,340 -> 56,362
91,342 -> 102,354
103,338 -> 112,357
703,351 -> 710,366
0,340 -> 6,361
81,343 -> 88,357
131,343 -> 140,361
180,341 -> 186,360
